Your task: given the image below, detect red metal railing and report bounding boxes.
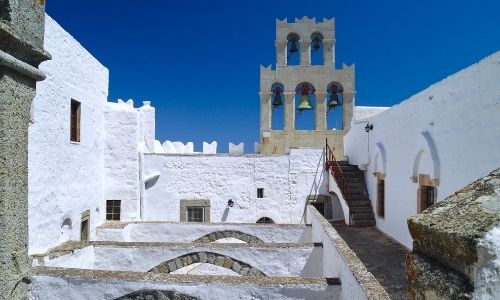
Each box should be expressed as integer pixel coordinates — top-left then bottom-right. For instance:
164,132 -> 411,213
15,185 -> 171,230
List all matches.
325,139 -> 350,203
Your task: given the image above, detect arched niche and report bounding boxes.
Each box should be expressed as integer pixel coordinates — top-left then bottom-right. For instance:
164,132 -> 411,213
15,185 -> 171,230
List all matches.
287,33 -> 300,65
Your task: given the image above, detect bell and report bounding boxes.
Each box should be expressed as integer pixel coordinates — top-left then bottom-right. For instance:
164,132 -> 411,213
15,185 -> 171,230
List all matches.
312,36 -> 321,51
328,94 -> 339,109
297,94 -> 313,111
272,94 -> 283,107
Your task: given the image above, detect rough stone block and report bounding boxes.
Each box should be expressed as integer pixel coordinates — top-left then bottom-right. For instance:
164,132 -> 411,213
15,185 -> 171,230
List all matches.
201,237 -> 210,243
199,252 -> 207,263
249,268 -> 263,276
207,253 -> 216,264
232,261 -> 242,273
175,258 -> 183,269
239,267 -> 250,276
191,254 -> 199,263
168,261 -> 177,272
215,256 -> 225,267
223,257 -> 234,269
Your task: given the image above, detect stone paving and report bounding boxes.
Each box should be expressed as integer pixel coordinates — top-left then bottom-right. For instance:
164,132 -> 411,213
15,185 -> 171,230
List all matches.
331,222 -> 410,300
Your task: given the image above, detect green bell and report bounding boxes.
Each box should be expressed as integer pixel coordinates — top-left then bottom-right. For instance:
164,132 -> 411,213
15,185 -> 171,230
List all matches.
297,94 -> 313,111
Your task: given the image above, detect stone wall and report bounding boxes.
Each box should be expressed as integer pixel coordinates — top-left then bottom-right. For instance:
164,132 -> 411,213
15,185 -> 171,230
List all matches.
0,1 -> 49,298
406,168 -> 500,299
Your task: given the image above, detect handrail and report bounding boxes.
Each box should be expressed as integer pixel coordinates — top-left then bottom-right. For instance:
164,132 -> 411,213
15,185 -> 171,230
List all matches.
325,139 -> 350,204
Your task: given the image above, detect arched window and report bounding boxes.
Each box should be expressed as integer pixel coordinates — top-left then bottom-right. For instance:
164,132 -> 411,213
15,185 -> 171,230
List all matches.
327,82 -> 343,130
256,217 -> 274,224
295,82 -> 315,129
287,33 -> 300,65
271,83 -> 284,129
311,32 -> 323,65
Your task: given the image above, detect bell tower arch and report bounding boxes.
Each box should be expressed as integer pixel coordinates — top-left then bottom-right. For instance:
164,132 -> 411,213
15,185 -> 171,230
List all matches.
259,17 -> 355,156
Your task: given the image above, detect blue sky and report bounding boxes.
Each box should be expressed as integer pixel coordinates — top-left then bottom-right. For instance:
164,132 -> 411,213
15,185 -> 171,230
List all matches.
46,0 -> 500,152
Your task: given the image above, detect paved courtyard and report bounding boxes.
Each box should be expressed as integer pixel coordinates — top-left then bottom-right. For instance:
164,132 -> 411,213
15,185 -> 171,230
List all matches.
331,222 -> 410,300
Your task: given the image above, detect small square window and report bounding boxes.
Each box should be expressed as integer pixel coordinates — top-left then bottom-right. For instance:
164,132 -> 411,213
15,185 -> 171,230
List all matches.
257,188 -> 264,198
187,207 -> 204,222
106,200 -> 121,221
70,99 -> 81,142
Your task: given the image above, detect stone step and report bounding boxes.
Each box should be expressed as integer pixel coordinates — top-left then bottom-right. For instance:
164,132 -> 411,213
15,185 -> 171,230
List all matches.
350,219 -> 376,227
349,200 -> 372,207
351,213 -> 375,220
350,206 -> 374,213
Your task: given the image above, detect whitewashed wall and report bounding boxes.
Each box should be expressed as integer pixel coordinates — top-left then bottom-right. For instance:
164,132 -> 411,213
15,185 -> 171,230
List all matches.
28,15 -> 109,254
103,101 -> 141,221
30,273 -> 339,300
142,148 -> 329,224
96,222 -> 307,243
306,205 -> 389,300
41,244 -> 317,277
344,51 -> 500,248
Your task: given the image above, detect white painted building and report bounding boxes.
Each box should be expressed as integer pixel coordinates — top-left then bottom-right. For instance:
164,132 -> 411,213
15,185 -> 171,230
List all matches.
26,14 -> 500,300
344,51 -> 500,248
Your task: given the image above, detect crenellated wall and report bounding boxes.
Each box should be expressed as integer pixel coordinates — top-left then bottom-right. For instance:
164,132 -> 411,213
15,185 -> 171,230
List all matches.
344,51 -> 500,248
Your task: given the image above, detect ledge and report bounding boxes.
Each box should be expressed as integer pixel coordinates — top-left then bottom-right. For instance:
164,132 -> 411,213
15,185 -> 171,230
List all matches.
33,266 -> 338,285
98,220 -> 307,229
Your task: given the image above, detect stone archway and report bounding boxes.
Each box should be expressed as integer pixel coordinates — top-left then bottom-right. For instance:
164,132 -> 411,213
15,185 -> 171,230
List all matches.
115,290 -> 197,300
193,230 -> 264,244
148,252 -> 266,276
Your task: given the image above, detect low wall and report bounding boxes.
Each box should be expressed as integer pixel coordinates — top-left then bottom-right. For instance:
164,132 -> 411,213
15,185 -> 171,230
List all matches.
40,242 -> 319,277
30,268 -> 340,299
306,205 -> 389,300
96,222 -> 307,243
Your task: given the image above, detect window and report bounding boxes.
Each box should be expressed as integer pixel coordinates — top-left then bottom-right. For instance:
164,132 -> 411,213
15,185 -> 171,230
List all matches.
106,200 -> 121,221
187,207 -> 204,222
420,185 -> 436,212
257,217 -> 274,224
70,99 -> 81,142
377,179 -> 385,218
257,188 -> 264,198
80,210 -> 90,241
180,199 -> 210,222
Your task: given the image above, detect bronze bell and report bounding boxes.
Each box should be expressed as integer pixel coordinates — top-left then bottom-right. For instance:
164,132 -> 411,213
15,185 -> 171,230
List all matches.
273,94 -> 283,107
312,36 -> 321,51
297,94 -> 313,111
328,93 -> 339,109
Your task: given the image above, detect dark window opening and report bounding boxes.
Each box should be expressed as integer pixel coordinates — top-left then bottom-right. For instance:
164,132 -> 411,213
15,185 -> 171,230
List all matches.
80,219 -> 89,241
421,185 -> 436,212
256,217 -> 274,224
257,188 -> 264,198
187,207 -> 204,222
70,99 -> 81,142
377,179 -> 385,218
106,200 -> 121,221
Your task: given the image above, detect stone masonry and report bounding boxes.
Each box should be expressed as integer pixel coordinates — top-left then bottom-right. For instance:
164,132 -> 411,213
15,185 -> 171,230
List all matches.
149,252 -> 266,276
192,230 -> 264,244
0,1 -> 50,299
406,167 -> 500,299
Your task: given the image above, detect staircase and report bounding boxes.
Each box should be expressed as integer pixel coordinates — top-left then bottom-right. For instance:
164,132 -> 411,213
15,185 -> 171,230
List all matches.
325,142 -> 375,227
